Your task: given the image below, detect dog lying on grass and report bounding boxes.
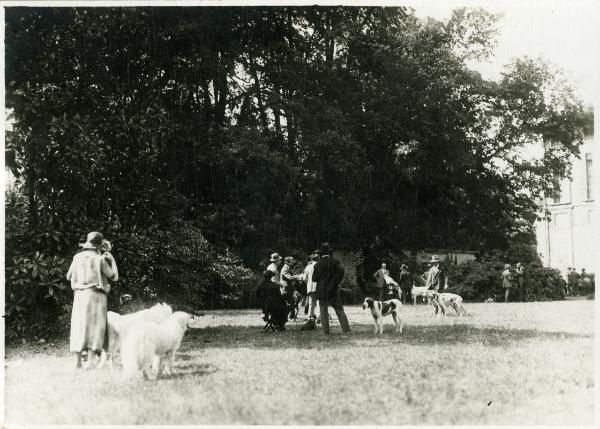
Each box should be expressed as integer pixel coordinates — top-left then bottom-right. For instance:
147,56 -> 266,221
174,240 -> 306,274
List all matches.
424,290 -> 467,317
362,297 -> 403,334
121,311 -> 191,380
100,302 -> 173,368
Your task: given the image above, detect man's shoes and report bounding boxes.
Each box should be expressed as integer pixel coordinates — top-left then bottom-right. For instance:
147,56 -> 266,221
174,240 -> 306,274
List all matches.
300,320 -> 316,331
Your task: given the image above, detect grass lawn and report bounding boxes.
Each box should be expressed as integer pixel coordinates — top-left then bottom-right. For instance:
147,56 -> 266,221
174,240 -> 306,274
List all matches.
4,300 -> 594,425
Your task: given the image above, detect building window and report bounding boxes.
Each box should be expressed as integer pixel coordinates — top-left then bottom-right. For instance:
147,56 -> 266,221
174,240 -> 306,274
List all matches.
585,153 -> 593,200
552,175 -> 561,203
551,175 -> 571,204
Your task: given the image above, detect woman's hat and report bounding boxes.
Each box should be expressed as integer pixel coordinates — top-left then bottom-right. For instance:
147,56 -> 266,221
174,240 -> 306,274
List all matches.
429,255 -> 440,263
270,253 -> 282,262
284,256 -> 295,264
401,264 -> 408,270
504,264 -> 511,269
80,231 -> 104,250
516,262 -> 522,267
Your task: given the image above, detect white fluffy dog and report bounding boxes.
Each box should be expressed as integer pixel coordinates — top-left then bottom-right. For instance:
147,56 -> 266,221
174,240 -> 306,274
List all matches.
100,302 -> 173,368
121,311 -> 191,380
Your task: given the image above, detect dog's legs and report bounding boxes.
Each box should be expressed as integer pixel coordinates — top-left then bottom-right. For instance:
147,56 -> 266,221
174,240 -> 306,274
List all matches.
392,312 -> 401,333
98,351 -> 108,368
373,318 -> 378,334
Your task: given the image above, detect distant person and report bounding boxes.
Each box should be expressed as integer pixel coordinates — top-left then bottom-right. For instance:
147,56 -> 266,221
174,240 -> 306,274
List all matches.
425,256 -> 444,291
256,253 -> 287,330
568,267 -> 580,296
67,231 -> 118,369
372,263 -> 389,301
398,264 -> 412,305
502,264 -> 513,303
566,267 -> 573,295
280,256 -> 303,319
312,243 -> 351,334
300,252 -> 320,330
580,268 -> 588,296
516,262 -> 525,301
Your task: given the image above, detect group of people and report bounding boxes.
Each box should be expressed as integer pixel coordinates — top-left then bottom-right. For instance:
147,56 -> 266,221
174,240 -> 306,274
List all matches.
67,231 -> 120,368
566,267 -> 590,296
501,262 -> 525,302
256,242 -> 351,334
372,255 -> 448,304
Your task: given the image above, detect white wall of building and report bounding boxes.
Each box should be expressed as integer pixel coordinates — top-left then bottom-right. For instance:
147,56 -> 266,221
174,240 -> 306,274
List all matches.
536,135 -> 596,273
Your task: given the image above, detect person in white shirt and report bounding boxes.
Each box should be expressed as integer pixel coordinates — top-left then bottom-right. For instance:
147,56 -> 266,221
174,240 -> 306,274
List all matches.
301,252 -> 320,327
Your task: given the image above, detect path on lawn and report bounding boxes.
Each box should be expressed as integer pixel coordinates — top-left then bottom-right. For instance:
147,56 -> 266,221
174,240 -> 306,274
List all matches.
4,300 -> 594,425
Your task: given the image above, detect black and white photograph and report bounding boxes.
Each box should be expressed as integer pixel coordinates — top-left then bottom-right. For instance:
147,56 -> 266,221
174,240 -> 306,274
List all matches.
2,0 -> 598,425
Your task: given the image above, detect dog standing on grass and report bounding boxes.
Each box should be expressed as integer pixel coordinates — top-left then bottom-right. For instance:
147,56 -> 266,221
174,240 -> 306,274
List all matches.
121,311 -> 191,380
362,297 -> 403,334
424,290 -> 467,317
100,302 -> 173,368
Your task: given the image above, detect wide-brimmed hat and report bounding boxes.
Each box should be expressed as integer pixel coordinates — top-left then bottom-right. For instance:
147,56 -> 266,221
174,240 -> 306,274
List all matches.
401,264 -> 408,270
516,262 -> 522,267
79,231 -> 104,250
504,263 -> 511,269
429,255 -> 440,263
270,253 -> 282,262
284,256 -> 295,264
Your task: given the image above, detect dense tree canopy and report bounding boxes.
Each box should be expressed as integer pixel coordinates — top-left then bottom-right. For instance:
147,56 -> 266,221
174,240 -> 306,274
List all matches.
5,7 -> 588,291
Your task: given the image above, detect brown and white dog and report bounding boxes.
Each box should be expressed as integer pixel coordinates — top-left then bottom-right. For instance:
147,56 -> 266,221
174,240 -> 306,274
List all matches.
424,290 -> 467,317
362,298 -> 403,334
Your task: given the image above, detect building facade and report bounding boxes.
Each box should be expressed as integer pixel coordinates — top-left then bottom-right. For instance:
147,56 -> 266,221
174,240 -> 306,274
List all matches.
535,134 -> 596,273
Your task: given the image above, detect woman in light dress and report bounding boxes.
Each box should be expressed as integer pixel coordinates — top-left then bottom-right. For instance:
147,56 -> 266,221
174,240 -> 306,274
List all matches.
67,231 -> 118,369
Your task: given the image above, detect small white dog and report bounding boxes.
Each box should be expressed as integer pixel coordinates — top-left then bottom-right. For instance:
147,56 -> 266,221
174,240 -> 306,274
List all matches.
424,290 -> 467,317
411,284 -> 429,306
100,302 -> 173,368
121,311 -> 191,380
362,297 -> 403,334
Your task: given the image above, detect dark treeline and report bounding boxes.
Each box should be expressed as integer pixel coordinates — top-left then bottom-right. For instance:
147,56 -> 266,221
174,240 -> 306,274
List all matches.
4,7 -> 589,328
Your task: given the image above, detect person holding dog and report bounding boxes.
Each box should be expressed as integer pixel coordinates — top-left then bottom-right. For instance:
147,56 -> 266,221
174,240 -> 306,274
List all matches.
67,231 -> 118,369
312,243 -> 351,334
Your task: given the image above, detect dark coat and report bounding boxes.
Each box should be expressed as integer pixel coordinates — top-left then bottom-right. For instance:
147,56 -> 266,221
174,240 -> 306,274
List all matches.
312,255 -> 345,299
256,268 -> 287,327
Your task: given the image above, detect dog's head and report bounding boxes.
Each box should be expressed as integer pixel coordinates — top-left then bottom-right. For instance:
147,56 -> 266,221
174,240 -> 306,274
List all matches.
170,311 -> 192,331
423,289 -> 438,303
362,297 -> 375,310
150,302 -> 173,318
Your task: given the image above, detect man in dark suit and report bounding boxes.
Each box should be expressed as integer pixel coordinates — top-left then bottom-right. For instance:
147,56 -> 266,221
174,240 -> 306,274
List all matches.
311,243 -> 351,334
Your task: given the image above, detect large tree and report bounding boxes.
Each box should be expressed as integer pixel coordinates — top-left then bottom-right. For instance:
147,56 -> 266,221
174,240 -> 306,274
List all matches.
6,6 -> 587,271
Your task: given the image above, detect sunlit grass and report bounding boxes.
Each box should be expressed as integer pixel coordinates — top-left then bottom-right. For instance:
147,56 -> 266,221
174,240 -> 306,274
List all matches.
4,300 -> 594,425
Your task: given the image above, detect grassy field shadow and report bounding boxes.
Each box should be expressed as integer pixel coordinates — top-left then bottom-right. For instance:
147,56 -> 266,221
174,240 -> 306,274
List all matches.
185,323 -> 590,350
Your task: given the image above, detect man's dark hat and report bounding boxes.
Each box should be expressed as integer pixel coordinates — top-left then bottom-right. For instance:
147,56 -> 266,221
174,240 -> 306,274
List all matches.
318,242 -> 331,254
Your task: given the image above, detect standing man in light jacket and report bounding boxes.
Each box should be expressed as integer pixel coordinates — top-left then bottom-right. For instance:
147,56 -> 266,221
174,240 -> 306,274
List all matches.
372,263 -> 389,301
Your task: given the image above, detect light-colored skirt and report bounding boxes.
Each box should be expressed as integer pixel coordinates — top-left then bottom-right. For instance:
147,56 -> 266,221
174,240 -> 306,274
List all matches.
69,288 -> 107,352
